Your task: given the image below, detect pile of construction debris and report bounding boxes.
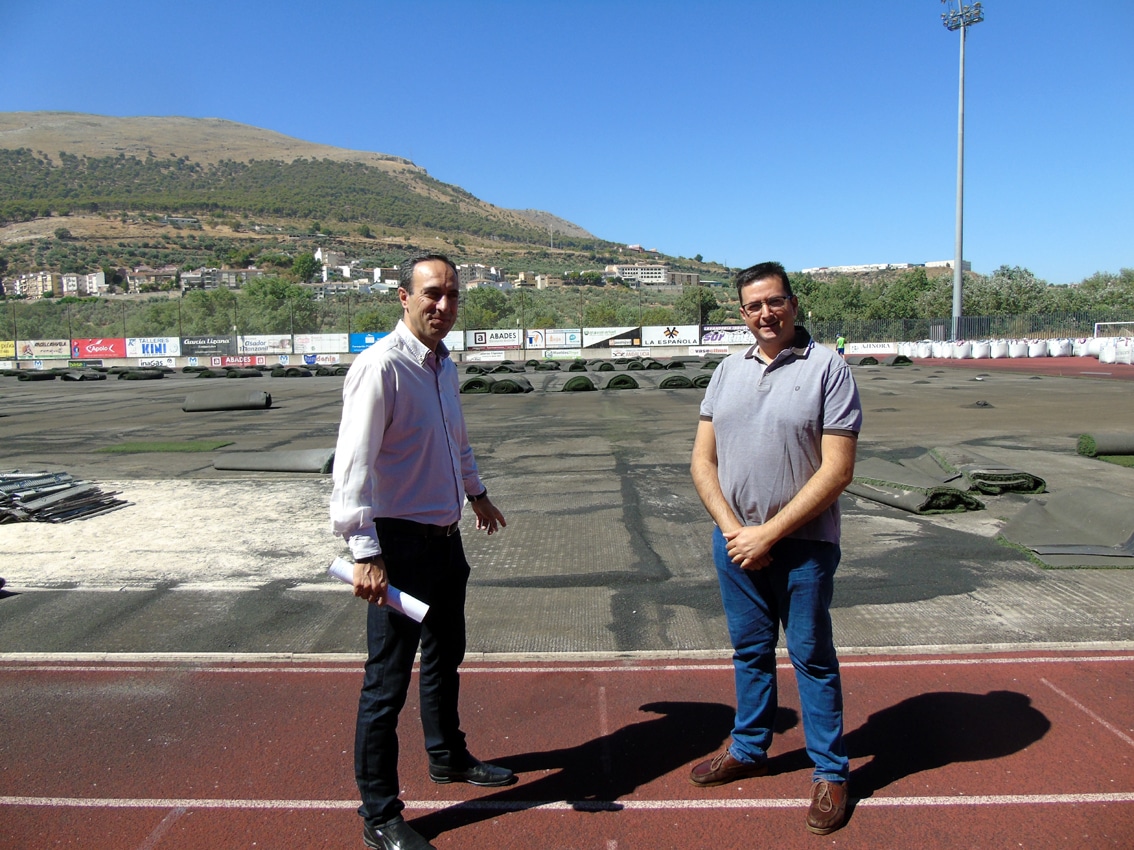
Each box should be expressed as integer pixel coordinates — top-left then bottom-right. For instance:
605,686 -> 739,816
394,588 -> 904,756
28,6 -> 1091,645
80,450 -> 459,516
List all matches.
0,471 -> 132,524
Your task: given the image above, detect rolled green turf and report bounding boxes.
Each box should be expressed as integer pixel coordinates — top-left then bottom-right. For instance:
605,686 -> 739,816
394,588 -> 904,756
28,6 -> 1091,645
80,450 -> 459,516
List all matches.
489,376 -> 533,394
182,390 -> 273,412
561,374 -> 597,392
658,374 -> 695,389
602,374 -> 640,390
459,376 -> 496,394
1077,432 -> 1134,457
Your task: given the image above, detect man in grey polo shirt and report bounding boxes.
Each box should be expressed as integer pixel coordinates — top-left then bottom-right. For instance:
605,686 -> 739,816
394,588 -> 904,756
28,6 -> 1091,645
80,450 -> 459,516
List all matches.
688,261 -> 862,835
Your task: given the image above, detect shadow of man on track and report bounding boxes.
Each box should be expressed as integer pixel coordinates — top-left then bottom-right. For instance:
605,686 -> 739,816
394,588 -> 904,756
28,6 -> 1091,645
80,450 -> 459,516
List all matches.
411,699 -> 751,839
845,690 -> 1051,799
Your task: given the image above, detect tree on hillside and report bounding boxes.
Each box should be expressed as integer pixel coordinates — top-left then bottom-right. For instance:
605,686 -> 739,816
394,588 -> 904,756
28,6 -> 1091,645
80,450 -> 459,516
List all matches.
292,252 -> 320,283
673,285 -> 720,324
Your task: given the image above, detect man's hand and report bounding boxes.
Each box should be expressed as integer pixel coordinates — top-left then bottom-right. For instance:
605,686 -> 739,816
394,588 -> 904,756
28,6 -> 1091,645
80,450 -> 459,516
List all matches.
353,557 -> 388,606
470,496 -> 506,535
723,525 -> 775,571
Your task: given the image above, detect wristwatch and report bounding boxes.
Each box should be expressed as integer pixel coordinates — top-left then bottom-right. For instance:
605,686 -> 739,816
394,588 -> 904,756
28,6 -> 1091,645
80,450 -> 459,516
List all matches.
467,487 -> 488,503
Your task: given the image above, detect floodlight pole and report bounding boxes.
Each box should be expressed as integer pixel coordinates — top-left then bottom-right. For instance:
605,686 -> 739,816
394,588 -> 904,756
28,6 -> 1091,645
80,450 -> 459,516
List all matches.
942,1 -> 984,341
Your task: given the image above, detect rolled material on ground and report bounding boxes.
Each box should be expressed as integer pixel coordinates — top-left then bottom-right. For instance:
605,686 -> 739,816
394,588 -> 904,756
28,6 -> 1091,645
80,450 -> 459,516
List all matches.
117,370 -> 164,380
213,447 -> 335,473
561,374 -> 597,392
902,447 -> 1046,495
847,457 -> 985,514
692,373 -> 713,389
881,354 -> 913,366
625,360 -> 645,371
225,368 -> 262,378
534,361 -> 561,371
1077,432 -> 1134,457
663,361 -> 687,370
459,375 -> 496,394
489,375 -> 533,394
61,369 -> 107,381
594,361 -> 615,371
182,389 -> 273,412
195,369 -> 230,378
491,363 -> 526,373
846,355 -> 879,366
568,361 -> 589,372
999,486 -> 1134,567
658,373 -> 695,389
281,367 -> 313,377
602,373 -> 641,390
17,371 -> 57,381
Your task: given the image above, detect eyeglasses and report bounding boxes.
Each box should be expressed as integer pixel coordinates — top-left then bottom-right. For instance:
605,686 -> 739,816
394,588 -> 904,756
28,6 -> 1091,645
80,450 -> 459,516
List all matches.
740,295 -> 791,315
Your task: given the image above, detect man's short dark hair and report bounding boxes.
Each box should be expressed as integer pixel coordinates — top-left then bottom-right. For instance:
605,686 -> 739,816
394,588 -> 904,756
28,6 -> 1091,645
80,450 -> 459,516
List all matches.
735,261 -> 793,300
399,251 -> 458,293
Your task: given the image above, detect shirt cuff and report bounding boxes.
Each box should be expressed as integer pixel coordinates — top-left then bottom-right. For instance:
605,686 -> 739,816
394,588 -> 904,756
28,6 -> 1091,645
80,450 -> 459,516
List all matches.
348,533 -> 381,561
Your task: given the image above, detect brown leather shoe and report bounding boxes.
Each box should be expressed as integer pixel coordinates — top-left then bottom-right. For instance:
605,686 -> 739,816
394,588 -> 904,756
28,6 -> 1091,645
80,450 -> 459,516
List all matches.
689,750 -> 768,787
806,779 -> 848,835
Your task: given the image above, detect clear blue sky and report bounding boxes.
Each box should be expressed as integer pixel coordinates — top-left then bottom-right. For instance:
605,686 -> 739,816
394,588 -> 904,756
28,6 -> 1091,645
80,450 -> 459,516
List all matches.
2,0 -> 1130,284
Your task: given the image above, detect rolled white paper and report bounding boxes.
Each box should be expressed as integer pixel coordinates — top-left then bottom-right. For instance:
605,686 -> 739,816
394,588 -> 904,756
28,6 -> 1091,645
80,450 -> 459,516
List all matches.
328,557 -> 430,623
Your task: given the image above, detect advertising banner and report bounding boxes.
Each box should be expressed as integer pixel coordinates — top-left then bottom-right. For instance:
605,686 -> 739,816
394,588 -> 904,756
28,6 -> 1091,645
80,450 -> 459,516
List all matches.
137,357 -> 176,369
465,350 -> 506,363
126,336 -> 181,358
611,347 -> 649,359
211,355 -> 266,367
17,339 -> 70,359
691,346 -> 730,357
349,331 -> 389,353
846,341 -> 898,355
583,326 -> 642,348
544,348 -> 582,360
293,333 -> 349,354
443,329 -> 464,352
71,338 -> 127,359
642,325 -> 701,346
181,335 -> 236,356
526,328 -> 582,349
300,353 -> 342,366
466,328 -> 522,349
700,325 -> 753,345
238,334 -> 292,355
0,341 -> 14,359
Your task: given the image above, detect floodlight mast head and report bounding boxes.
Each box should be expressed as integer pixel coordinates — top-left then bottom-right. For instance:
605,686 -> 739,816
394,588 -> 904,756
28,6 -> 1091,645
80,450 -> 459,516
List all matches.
941,1 -> 985,31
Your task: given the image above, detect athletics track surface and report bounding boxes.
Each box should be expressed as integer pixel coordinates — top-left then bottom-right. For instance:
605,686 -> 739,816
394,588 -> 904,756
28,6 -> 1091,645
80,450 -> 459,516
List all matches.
2,649 -> 1132,849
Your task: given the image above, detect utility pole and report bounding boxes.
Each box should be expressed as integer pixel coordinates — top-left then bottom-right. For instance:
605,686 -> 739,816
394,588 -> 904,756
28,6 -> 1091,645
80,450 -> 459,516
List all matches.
941,0 -> 985,341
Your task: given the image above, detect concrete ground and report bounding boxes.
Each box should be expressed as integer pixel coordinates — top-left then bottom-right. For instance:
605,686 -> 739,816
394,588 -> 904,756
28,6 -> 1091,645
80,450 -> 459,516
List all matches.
1,359 -> 1132,656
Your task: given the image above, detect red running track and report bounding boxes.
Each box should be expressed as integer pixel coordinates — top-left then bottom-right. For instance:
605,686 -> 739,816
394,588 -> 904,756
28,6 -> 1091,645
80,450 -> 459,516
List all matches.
2,650 -> 1132,849
904,356 -> 1134,381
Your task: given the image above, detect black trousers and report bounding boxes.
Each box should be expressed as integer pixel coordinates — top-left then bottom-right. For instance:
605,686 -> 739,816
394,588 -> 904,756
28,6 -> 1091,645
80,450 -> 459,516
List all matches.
355,528 -> 471,824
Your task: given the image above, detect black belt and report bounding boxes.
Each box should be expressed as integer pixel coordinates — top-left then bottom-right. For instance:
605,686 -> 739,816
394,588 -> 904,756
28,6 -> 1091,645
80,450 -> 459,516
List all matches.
376,518 -> 460,538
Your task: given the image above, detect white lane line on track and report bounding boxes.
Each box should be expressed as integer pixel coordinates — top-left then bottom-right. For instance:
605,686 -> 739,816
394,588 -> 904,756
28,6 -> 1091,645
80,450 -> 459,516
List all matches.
4,655 -> 1134,675
1040,677 -> 1134,748
2,794 -> 1133,811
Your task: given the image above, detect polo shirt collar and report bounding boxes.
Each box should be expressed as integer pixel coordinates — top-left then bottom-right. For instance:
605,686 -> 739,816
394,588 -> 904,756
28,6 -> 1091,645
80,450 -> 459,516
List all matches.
744,325 -> 813,366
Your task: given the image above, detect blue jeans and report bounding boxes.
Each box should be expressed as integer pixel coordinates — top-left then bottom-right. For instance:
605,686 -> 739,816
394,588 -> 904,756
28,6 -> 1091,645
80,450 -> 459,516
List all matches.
355,529 -> 472,824
713,527 -> 848,782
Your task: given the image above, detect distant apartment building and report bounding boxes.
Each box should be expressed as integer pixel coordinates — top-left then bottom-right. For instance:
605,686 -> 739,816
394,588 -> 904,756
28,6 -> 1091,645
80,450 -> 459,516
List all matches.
126,265 -> 180,292
457,263 -> 503,289
180,267 -> 265,291
466,278 -> 513,292
10,271 -> 62,299
61,270 -> 108,297
608,264 -> 670,286
305,280 -> 372,300
667,271 -> 701,287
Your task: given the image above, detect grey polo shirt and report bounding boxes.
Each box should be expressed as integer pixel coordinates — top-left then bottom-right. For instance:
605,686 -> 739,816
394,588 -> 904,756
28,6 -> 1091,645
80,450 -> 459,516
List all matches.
700,327 -> 862,544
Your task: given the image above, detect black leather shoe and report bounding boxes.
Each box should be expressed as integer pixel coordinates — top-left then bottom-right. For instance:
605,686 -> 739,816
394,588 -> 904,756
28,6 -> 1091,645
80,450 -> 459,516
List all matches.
363,816 -> 435,850
429,757 -> 516,786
